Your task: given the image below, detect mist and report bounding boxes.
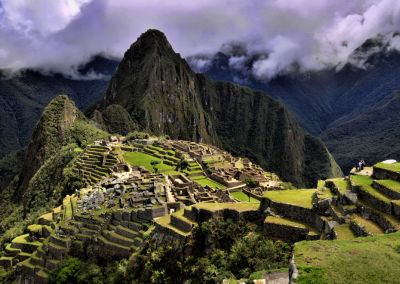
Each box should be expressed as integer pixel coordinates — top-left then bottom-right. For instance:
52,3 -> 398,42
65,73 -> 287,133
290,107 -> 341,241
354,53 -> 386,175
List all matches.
1,0 -> 400,79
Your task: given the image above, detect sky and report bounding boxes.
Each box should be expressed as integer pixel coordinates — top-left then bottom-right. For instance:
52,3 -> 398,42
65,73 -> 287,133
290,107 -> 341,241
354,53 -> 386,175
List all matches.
1,0 -> 400,79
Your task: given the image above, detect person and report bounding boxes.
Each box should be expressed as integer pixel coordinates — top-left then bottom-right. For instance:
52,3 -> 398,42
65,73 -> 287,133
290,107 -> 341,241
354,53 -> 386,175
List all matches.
355,161 -> 360,171
358,160 -> 363,171
360,160 -> 366,170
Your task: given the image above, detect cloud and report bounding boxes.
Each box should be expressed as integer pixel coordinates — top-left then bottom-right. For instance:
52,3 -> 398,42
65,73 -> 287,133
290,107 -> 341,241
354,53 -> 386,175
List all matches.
0,0 -> 400,79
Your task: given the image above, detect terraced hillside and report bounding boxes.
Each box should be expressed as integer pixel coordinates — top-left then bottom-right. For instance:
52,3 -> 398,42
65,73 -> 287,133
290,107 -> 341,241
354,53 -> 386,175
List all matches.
1,131 -> 399,283
74,145 -> 119,186
0,135 -> 289,283
291,162 -> 400,283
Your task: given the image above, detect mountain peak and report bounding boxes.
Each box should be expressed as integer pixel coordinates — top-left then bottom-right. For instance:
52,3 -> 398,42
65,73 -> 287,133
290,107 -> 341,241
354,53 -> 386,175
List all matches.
125,29 -> 174,58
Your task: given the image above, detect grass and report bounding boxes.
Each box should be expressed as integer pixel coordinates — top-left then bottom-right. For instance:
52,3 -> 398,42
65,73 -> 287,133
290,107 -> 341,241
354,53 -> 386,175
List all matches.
374,162 -> 400,173
123,151 -> 179,174
375,179 -> 400,193
263,189 -> 316,209
12,234 -> 41,246
315,187 -> 334,200
249,268 -> 288,280
27,224 -> 42,234
173,209 -> 197,225
264,216 -> 307,228
351,175 -> 392,204
230,191 -> 260,203
327,178 -> 349,194
74,147 -> 83,153
351,214 -> 384,235
191,175 -> 225,189
194,202 -> 259,212
154,215 -> 191,237
294,231 -> 400,284
334,224 -> 356,240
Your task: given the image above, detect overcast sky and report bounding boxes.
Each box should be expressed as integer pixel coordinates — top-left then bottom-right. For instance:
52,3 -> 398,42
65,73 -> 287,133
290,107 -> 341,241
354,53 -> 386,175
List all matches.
1,0 -> 400,79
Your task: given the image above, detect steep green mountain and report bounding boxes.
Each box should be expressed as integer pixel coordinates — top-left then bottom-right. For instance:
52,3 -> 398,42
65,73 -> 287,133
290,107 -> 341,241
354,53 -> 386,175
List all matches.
196,36 -> 400,172
92,29 -> 341,187
0,56 -> 118,159
0,95 -> 107,246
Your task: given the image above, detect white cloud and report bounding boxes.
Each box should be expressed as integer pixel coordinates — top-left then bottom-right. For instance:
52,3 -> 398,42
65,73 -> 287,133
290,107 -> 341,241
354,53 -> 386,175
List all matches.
0,0 -> 400,79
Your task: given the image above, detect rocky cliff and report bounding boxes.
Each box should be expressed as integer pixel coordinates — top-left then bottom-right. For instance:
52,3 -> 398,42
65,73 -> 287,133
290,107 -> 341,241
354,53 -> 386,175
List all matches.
92,30 -> 341,187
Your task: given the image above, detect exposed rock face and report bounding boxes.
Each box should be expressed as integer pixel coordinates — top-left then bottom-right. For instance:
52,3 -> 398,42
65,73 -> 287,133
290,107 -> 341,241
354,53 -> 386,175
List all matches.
93,29 -> 341,186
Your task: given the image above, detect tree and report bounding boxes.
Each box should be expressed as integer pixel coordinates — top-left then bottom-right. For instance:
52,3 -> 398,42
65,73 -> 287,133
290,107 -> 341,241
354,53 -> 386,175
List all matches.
176,160 -> 189,172
244,178 -> 258,188
150,160 -> 160,173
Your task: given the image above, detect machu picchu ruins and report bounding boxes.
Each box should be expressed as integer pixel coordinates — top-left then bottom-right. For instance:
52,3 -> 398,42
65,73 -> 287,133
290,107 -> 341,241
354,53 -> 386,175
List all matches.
2,14 -> 400,283
2,131 -> 400,283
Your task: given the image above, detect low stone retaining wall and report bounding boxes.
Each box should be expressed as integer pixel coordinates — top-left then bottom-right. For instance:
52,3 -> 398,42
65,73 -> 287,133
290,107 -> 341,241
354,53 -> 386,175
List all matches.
391,201 -> 400,218
352,185 -> 392,214
263,222 -> 308,242
242,189 -> 263,201
11,242 -> 39,254
357,205 -> 394,233
183,208 -> 197,222
260,198 -> 319,228
97,237 -> 132,259
48,243 -> 68,259
349,221 -> 369,237
191,206 -> 260,224
171,215 -> 193,232
49,236 -> 71,249
102,231 -> 133,247
373,167 -> 400,182
373,181 -> 400,199
116,226 -> 139,239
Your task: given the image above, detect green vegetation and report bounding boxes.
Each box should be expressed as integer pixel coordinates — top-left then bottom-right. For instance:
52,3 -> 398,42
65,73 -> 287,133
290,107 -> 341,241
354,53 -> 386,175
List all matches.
191,176 -> 225,189
125,131 -> 150,140
351,175 -> 391,204
50,257 -> 127,284
194,202 -> 260,212
244,178 -> 258,188
129,218 -> 291,283
327,178 -> 349,194
294,231 -> 400,284
374,162 -> 400,173
334,224 -> 356,240
375,179 -> 400,193
230,191 -> 259,203
263,189 -> 315,209
265,216 -> 307,228
101,104 -> 138,135
123,152 -> 178,174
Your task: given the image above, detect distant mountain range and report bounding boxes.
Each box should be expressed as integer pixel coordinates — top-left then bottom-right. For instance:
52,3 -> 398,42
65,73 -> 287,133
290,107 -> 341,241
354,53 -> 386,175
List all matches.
1,31 -> 399,179
189,37 -> 400,172
0,56 -> 118,158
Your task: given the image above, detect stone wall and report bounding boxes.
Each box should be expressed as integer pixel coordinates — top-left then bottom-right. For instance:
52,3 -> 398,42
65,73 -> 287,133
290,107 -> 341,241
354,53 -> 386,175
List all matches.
357,205 -> 395,233
263,222 -> 308,242
170,215 -> 193,232
372,167 -> 400,182
352,185 -> 392,214
260,198 -> 319,228
373,181 -> 400,199
349,221 -> 369,237
183,208 -> 197,222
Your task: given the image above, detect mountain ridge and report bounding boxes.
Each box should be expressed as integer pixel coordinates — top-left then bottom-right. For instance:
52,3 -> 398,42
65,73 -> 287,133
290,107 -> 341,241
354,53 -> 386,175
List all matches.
92,29 -> 341,187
